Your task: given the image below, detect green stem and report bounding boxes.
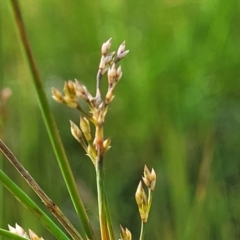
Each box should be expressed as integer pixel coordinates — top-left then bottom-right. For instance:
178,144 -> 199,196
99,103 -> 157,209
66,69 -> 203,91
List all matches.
9,1 -> 95,239
96,155 -> 108,240
139,220 -> 145,240
0,168 -> 69,240
104,191 -> 114,240
148,189 -> 153,213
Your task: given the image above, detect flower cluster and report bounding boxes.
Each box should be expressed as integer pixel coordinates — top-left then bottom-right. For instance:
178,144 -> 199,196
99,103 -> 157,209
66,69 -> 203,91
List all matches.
135,165 -> 156,222
52,38 -> 129,165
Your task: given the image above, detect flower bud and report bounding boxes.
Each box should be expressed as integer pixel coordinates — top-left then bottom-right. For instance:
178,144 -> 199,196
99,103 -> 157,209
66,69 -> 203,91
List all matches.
107,63 -> 117,85
116,66 -> 123,81
142,165 -> 156,191
103,138 -> 111,152
120,225 -> 132,240
101,37 -> 112,55
51,88 -> 64,103
70,120 -> 83,142
80,117 -> 92,141
117,41 -> 126,56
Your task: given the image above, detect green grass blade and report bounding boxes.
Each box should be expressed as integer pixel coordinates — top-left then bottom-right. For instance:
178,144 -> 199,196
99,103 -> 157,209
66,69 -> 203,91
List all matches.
0,168 -> 69,240
0,228 -> 29,240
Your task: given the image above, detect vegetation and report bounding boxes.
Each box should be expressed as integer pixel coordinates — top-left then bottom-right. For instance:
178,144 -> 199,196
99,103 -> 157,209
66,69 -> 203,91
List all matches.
1,0 -> 240,239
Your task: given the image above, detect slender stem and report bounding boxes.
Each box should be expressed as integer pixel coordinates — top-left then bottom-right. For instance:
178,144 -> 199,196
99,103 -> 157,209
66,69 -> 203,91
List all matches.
96,153 -> 108,240
9,1 -> 95,239
0,139 -> 83,240
104,191 -> 114,240
139,220 -> 145,240
147,189 -> 153,216
0,169 -> 69,240
96,70 -> 102,94
95,70 -> 103,104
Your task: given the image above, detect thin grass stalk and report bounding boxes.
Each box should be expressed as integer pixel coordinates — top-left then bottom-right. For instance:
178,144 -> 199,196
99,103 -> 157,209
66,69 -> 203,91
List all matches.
139,221 -> 145,240
0,139 -> 83,240
96,155 -> 108,240
103,191 -> 114,240
9,1 -> 95,239
0,168 -> 69,240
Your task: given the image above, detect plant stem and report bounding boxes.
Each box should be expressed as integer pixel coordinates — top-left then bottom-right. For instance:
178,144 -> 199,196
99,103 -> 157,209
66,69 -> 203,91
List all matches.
96,153 -> 108,240
139,220 -> 145,240
9,1 -> 95,239
0,168 -> 69,240
0,139 -> 83,240
104,191 -> 114,240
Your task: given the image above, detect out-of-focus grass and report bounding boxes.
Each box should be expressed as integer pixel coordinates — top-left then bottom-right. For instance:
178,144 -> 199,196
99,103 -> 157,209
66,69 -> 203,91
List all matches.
1,0 -> 240,239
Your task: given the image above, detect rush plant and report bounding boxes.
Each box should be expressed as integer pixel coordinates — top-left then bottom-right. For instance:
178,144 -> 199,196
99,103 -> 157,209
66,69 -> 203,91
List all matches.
0,1 -> 156,239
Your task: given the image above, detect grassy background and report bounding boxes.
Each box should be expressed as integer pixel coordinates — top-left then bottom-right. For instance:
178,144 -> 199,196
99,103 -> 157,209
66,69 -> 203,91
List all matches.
1,0 -> 240,239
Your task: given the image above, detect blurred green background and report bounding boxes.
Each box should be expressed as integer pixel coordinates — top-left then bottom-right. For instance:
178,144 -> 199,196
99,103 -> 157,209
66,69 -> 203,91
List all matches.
1,0 -> 240,239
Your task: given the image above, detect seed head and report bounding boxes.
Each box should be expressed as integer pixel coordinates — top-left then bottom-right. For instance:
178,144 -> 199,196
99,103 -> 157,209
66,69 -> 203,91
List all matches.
103,138 -> 111,152
63,95 -> 78,108
117,41 -> 126,56
101,37 -> 112,55
119,225 -> 132,240
80,117 -> 92,142
70,120 -> 83,143
142,165 -> 156,191
51,88 -> 64,103
107,63 -> 117,85
135,181 -> 149,222
116,66 -> 123,81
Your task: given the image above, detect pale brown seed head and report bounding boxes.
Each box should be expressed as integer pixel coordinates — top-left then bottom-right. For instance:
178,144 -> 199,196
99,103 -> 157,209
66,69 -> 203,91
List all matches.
107,63 -> 117,85
29,229 -> 44,240
116,66 -> 123,81
119,225 -> 132,240
103,138 -> 111,152
117,41 -> 126,56
80,117 -> 92,141
142,165 -> 157,191
101,37 -> 112,55
70,120 -> 83,142
51,88 -> 64,103
118,50 -> 130,59
63,96 -> 78,108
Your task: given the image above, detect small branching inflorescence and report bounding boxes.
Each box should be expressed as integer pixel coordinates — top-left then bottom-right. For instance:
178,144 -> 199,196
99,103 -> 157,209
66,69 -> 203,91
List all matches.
52,38 -> 129,167
51,38 -> 157,240
135,166 -> 157,239
52,38 -> 131,239
0,36 -> 157,240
